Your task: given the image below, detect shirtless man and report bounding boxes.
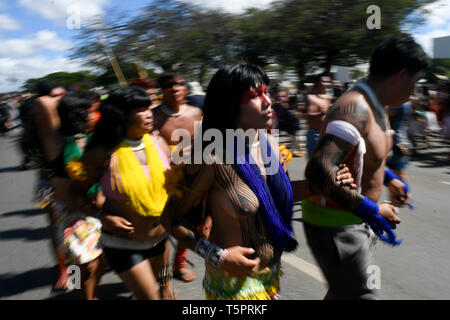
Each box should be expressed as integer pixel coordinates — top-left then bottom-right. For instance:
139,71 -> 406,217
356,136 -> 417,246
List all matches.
32,81 -> 68,290
303,34 -> 430,299
273,89 -> 306,157
152,72 -> 203,282
305,76 -> 333,158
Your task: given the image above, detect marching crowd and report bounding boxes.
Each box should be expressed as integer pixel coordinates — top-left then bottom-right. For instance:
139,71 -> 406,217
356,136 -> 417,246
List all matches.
0,33 -> 449,300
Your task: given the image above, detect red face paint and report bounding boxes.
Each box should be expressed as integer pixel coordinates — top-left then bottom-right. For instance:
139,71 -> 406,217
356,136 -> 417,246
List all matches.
49,92 -> 66,97
240,84 -> 268,105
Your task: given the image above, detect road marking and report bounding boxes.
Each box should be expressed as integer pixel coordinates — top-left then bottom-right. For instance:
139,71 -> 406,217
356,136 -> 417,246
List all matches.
440,181 -> 450,185
281,253 -> 326,284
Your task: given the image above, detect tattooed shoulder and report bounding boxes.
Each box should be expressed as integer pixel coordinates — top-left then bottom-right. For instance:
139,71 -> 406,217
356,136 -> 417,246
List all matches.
325,96 -> 371,137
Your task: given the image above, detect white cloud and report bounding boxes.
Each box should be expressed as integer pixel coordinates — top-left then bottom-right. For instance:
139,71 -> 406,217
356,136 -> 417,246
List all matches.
0,30 -> 72,57
19,0 -> 108,25
0,14 -> 21,31
414,25 -> 450,58
186,0 -> 275,13
411,0 -> 450,57
420,0 -> 450,28
0,55 -> 86,92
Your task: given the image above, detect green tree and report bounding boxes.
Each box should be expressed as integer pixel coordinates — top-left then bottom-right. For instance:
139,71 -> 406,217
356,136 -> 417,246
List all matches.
23,71 -> 97,92
72,0 -> 236,85
71,0 -> 437,87
432,59 -> 450,78
241,0 -> 437,82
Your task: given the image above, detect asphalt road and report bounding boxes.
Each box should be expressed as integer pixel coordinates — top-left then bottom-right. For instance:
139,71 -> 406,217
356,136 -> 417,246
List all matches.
1,127 -> 449,300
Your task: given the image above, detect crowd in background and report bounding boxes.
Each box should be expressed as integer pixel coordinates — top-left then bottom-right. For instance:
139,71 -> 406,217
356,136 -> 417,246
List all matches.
0,52 -> 449,300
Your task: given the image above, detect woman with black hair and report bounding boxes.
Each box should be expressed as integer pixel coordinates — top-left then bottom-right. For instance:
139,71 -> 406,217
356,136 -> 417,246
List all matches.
50,93 -> 105,300
161,64 -> 355,300
69,86 -> 175,300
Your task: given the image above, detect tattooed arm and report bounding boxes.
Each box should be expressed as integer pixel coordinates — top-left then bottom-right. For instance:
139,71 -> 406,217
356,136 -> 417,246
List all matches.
292,164 -> 356,202
304,99 -> 370,210
305,97 -> 402,245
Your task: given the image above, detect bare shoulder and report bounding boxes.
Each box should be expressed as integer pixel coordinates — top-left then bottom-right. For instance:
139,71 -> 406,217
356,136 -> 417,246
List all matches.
184,104 -> 203,118
184,162 -> 215,189
304,94 -> 313,104
33,96 -> 61,133
324,91 -> 372,136
34,96 -> 57,114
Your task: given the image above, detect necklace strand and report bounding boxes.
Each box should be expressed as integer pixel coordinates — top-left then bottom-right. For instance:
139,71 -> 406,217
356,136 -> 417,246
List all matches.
160,103 -> 182,117
124,138 -> 145,151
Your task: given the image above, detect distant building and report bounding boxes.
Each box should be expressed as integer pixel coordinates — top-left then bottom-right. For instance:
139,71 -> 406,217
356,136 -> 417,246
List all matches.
433,36 -> 450,59
331,66 -> 351,83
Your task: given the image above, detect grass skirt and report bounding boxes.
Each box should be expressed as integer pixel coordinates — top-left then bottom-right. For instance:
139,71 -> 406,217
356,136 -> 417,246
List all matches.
203,263 -> 281,300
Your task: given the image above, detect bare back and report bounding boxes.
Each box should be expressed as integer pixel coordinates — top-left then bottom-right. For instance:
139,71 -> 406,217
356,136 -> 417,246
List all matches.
34,96 -> 63,162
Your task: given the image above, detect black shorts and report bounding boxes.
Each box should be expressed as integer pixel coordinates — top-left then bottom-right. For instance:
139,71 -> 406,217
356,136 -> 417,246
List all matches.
103,238 -> 167,274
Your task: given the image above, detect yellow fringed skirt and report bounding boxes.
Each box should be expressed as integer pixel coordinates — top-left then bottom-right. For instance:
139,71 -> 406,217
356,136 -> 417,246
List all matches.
203,264 -> 281,300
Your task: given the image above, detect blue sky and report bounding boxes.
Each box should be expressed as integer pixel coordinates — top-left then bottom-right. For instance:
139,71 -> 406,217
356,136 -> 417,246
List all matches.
1,0 -> 449,93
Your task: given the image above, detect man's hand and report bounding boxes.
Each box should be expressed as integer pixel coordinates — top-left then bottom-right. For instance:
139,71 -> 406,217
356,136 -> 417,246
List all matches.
220,246 -> 260,279
379,203 -> 401,229
387,179 -> 412,207
397,143 -> 410,156
101,215 -> 135,237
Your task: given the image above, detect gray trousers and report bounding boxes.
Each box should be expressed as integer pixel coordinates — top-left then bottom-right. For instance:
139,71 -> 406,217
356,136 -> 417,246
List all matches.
303,222 -> 378,300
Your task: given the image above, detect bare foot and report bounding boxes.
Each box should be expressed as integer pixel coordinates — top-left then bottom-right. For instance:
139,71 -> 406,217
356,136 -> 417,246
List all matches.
53,272 -> 69,291
173,266 -> 196,282
160,285 -> 178,300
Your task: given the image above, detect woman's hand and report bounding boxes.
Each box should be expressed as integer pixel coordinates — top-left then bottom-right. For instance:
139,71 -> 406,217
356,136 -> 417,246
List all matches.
336,164 -> 357,189
100,214 -> 135,237
220,246 -> 260,279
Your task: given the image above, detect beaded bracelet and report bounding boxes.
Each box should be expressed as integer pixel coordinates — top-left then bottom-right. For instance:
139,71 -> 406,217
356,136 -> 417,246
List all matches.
158,266 -> 173,287
194,237 -> 228,268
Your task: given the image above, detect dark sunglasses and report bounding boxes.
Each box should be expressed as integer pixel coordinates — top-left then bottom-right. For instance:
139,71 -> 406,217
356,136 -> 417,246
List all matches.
162,81 -> 186,89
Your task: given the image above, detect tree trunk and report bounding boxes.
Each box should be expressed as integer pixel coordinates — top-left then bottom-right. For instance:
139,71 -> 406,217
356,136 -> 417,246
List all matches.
296,60 -> 306,90
323,50 -> 338,76
198,63 -> 207,86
